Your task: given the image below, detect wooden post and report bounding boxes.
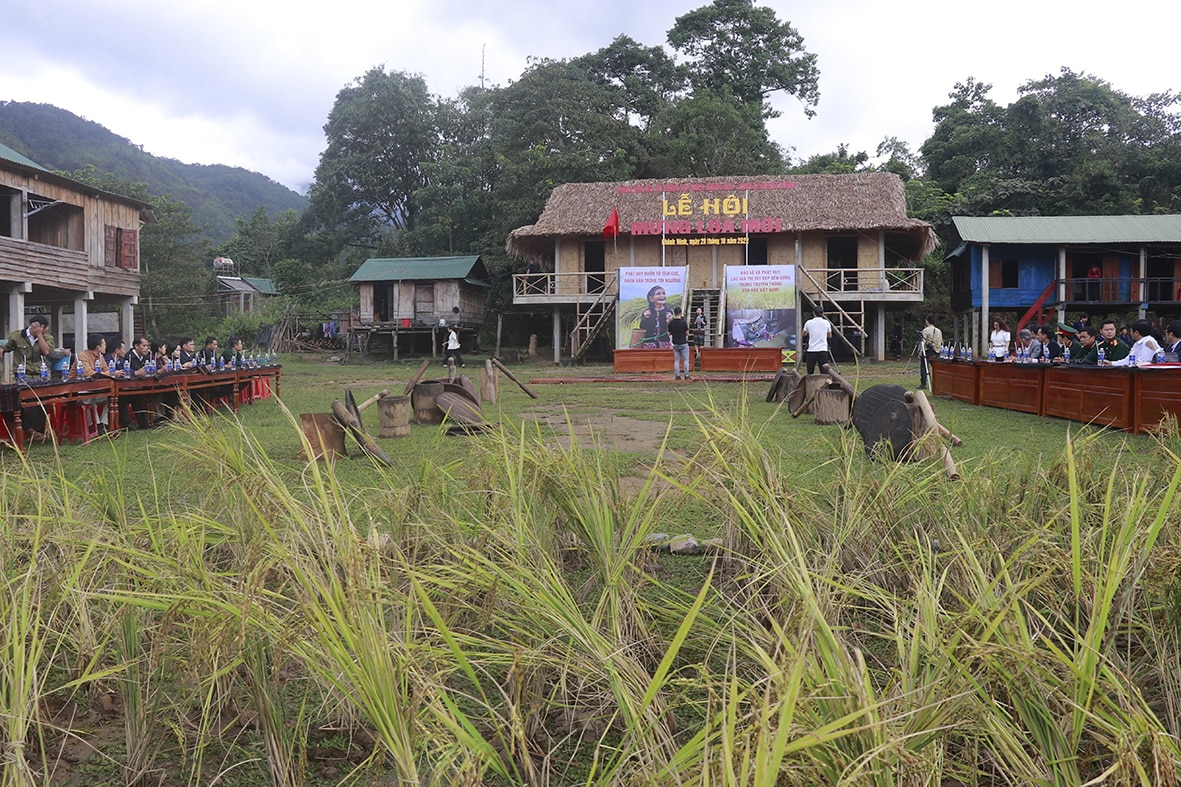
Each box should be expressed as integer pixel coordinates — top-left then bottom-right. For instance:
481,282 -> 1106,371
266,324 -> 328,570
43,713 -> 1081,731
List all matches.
528,334 -> 538,359
495,313 -> 503,359
480,359 -> 498,403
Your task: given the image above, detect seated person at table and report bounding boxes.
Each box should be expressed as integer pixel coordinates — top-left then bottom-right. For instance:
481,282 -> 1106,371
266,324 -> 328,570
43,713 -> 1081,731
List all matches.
221,336 -> 245,368
1070,327 -> 1100,364
1094,319 -> 1130,363
1164,320 -> 1181,361
1,314 -> 62,439
1036,326 -> 1059,361
125,336 -> 158,429
1110,320 -> 1164,366
198,336 -> 220,368
176,337 -> 198,369
105,339 -> 126,370
76,334 -> 118,435
1054,323 -> 1081,362
149,339 -> 182,419
1015,328 -> 1039,360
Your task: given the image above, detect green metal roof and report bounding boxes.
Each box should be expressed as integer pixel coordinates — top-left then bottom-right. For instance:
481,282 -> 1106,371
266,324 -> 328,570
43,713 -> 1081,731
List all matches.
349,255 -> 486,283
242,276 -> 277,295
953,215 -> 1181,245
0,142 -> 48,171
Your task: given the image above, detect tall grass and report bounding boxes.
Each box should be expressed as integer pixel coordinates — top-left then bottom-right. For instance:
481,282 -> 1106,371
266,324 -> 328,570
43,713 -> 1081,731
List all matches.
0,385 -> 1178,785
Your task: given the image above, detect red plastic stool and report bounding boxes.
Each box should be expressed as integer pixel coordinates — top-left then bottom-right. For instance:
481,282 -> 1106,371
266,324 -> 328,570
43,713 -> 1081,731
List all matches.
62,403 -> 101,444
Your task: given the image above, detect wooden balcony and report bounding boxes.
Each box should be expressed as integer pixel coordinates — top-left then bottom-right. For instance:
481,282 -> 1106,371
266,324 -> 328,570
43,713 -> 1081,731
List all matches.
0,235 -> 89,291
514,266 -> 924,305
797,266 -> 925,302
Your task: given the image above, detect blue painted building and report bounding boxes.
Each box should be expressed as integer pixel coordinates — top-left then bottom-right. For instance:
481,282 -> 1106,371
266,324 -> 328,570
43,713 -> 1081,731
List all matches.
946,215 -> 1181,350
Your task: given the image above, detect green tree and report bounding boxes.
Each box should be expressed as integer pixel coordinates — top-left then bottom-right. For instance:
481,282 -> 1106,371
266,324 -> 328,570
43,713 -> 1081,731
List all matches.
790,143 -> 868,174
60,166 -> 213,336
219,207 -> 301,277
646,89 -> 784,176
306,68 -> 439,248
667,0 -> 819,119
921,70 -> 1181,216
573,35 -> 687,131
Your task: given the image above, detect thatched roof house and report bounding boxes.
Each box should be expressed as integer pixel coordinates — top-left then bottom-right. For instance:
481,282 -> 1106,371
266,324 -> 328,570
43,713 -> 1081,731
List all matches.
507,173 -> 937,261
506,172 -> 935,363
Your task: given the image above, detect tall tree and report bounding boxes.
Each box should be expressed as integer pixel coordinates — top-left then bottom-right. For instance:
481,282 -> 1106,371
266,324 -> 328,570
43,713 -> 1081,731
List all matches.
667,0 -> 819,119
306,68 -> 439,247
573,35 -> 687,131
921,70 -> 1181,216
646,89 -> 784,176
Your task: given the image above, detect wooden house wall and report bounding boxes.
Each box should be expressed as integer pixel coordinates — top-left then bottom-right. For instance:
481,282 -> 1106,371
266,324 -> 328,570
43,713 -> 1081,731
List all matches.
358,283 -> 375,322
0,168 -> 142,298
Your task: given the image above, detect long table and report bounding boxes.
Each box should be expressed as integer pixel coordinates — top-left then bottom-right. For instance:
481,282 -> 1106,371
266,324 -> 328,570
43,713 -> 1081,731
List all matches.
0,366 -> 281,452
931,359 -> 1181,434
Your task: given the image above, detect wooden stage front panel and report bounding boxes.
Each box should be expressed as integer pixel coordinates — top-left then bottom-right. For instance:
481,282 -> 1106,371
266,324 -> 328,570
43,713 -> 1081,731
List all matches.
976,362 -> 1045,415
1042,366 -> 1132,430
698,347 -> 782,372
931,359 -> 979,404
1133,366 -> 1181,434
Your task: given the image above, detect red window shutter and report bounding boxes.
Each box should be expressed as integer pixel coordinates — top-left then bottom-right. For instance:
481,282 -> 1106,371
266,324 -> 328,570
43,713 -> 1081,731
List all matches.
120,228 -> 138,269
988,261 -> 1003,289
104,225 -> 118,266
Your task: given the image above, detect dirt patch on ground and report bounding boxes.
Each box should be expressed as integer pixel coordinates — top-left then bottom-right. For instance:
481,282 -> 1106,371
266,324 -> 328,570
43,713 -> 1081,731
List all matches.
520,407 -> 673,452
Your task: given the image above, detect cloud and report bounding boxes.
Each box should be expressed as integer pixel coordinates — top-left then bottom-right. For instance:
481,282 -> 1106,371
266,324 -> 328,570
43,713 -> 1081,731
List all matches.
2,0 -> 1179,192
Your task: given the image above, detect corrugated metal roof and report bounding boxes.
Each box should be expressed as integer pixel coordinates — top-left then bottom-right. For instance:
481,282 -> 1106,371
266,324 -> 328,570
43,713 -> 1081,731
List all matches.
954,215 -> 1181,244
0,142 -> 48,171
217,277 -> 256,293
242,276 -> 277,295
349,255 -> 485,283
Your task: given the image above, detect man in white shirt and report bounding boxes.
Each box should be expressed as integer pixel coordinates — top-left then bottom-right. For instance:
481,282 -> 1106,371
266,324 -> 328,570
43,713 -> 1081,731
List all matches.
1109,320 -> 1163,366
801,306 -> 833,374
920,314 -> 943,390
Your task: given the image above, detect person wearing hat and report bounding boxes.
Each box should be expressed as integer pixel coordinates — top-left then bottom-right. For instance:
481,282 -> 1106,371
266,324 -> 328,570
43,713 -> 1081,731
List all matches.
1054,323 -> 1081,363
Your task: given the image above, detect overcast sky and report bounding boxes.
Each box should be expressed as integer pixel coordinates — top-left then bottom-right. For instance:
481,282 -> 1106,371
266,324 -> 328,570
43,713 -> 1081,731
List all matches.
3,0 -> 1178,195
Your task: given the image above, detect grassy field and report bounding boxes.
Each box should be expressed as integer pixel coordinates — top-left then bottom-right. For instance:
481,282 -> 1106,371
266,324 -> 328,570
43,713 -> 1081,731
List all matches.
2,354 -> 1179,786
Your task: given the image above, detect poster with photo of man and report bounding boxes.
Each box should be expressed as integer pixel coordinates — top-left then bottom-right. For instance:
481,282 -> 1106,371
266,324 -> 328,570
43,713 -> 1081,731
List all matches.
723,265 -> 797,362
617,267 -> 688,349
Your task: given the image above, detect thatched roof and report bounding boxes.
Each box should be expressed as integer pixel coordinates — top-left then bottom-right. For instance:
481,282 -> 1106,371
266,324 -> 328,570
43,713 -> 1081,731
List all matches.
506,172 -> 937,261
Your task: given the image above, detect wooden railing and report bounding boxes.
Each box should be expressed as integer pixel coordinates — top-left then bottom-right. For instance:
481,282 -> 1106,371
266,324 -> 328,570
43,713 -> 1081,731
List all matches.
513,271 -> 619,299
799,266 -> 924,295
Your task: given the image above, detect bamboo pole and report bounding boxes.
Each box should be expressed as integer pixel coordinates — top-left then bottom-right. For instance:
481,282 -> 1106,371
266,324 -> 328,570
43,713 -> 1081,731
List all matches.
402,359 -> 432,395
355,388 -> 390,413
491,357 -> 540,399
820,363 -> 856,399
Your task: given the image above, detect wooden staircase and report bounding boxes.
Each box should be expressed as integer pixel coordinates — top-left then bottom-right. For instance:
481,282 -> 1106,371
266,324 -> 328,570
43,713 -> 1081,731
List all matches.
799,289 -> 865,358
570,289 -> 617,360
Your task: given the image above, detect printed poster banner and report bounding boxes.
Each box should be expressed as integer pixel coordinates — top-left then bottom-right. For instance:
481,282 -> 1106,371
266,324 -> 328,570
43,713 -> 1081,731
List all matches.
724,265 -> 797,363
617,267 -> 688,349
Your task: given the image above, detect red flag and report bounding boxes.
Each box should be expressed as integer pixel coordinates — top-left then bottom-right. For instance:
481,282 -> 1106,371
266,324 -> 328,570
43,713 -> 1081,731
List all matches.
602,207 -> 620,239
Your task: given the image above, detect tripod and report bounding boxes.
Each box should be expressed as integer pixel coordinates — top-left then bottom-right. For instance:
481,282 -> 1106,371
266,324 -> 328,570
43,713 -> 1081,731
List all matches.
904,338 -> 930,389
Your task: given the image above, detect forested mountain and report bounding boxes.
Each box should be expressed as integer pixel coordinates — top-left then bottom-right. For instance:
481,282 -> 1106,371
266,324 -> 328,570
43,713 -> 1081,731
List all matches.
0,101 -> 307,243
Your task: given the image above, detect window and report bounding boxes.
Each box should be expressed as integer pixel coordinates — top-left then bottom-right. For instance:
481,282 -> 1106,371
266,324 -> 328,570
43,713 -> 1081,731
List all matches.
987,260 -> 1019,289
105,225 -> 138,268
